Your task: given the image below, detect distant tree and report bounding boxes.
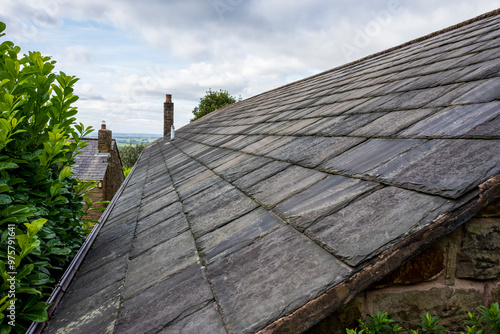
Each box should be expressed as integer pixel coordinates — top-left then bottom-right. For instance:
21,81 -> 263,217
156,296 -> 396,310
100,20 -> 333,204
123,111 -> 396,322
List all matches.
190,89 -> 241,122
120,143 -> 147,169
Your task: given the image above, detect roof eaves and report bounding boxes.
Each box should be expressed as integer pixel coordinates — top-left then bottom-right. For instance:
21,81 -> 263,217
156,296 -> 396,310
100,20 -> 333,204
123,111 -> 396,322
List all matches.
258,173 -> 500,333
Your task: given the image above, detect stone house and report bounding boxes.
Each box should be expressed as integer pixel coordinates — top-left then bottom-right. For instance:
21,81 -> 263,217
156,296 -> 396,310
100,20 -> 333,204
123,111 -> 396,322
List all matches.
32,9 -> 500,334
72,122 -> 124,222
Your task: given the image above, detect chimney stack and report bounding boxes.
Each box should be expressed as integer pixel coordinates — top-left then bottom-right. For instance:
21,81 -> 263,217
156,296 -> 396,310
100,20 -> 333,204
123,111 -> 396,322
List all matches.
164,94 -> 174,137
98,120 -> 112,153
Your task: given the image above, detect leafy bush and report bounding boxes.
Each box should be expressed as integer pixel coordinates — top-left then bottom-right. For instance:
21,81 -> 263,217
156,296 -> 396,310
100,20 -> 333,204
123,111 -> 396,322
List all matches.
120,143 -> 146,169
190,88 -> 241,122
346,302 -> 500,334
0,22 -> 93,332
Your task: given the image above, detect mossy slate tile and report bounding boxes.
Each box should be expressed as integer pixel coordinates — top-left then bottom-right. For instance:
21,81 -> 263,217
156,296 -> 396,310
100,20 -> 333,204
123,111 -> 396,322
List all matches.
45,281 -> 123,334
208,225 -> 351,334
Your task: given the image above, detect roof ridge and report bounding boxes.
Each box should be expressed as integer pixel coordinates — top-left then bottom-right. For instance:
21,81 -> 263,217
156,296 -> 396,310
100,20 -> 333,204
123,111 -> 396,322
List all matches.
217,8 -> 500,112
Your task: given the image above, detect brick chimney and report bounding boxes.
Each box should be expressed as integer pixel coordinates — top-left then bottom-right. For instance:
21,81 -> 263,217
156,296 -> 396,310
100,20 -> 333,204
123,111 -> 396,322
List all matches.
164,94 -> 174,137
98,120 -> 112,153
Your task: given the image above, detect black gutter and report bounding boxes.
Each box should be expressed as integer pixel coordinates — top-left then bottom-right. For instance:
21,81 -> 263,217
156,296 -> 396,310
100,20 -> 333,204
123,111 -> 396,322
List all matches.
26,155 -> 142,334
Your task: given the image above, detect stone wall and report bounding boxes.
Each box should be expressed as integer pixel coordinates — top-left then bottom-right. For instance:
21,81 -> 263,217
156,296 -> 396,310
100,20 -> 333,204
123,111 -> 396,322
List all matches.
307,198 -> 500,333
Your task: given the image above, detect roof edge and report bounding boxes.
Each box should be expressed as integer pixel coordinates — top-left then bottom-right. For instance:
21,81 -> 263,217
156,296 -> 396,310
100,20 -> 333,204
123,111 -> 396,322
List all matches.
258,173 -> 500,334
26,149 -> 145,334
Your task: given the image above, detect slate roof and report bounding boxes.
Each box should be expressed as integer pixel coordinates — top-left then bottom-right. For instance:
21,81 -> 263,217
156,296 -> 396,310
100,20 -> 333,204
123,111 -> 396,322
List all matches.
72,138 -> 115,181
45,10 -> 500,334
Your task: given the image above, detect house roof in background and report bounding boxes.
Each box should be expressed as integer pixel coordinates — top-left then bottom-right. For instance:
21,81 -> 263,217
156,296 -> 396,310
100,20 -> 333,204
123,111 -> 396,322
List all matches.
46,9 -> 500,334
72,138 -> 116,181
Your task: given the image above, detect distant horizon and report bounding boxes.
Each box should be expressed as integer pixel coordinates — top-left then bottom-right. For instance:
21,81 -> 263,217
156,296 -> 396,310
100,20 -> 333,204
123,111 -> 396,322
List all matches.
86,132 -> 163,138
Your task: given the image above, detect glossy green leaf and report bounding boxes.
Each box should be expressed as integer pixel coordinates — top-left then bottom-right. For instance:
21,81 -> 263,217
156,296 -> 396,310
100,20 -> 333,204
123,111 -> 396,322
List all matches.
0,194 -> 12,204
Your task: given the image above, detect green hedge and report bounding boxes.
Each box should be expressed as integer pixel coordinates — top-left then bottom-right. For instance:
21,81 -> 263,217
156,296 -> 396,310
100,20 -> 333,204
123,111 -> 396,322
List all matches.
0,22 -> 94,333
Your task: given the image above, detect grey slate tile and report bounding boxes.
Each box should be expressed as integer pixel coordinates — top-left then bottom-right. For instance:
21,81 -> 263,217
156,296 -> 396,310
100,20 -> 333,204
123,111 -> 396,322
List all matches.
306,187 -> 451,266
131,212 -> 189,258
176,172 -> 221,200
232,160 -> 291,190
208,225 -> 350,334
142,175 -> 172,198
367,139 -> 500,198
322,139 -> 426,175
158,302 -> 227,334
240,135 -> 284,154
273,176 -> 379,231
246,165 -> 328,208
247,136 -> 298,155
185,187 -> 259,238
265,136 -> 366,167
115,265 -> 214,334
171,163 -> 208,185
69,253 -> 128,297
138,189 -> 179,220
205,150 -> 245,169
45,280 -> 122,334
400,102 -> 500,137
135,202 -> 184,235
350,109 -> 436,137
467,113 -> 500,137
215,155 -> 270,183
122,231 -> 199,300
198,207 -> 284,262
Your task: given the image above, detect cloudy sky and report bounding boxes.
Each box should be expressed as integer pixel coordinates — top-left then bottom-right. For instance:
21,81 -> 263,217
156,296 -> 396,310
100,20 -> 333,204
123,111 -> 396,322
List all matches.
1,0 -> 499,134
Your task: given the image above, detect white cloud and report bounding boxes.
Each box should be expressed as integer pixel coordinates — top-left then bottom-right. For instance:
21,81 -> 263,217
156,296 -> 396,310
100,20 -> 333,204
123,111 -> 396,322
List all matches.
2,0 -> 500,133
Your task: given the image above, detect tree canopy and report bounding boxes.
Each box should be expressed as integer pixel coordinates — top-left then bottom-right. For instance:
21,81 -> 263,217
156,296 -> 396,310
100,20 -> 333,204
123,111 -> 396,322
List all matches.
190,89 -> 241,122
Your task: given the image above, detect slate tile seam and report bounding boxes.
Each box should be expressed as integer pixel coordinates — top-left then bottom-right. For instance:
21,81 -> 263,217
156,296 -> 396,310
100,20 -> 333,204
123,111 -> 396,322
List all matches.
156,141 -> 231,334
178,121 -> 500,140
169,139 -> 352,267
114,147 -> 159,306
86,146 -> 151,333
289,183 -> 386,234
173,136 -> 476,201
159,143 -> 275,239
154,299 -> 214,334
